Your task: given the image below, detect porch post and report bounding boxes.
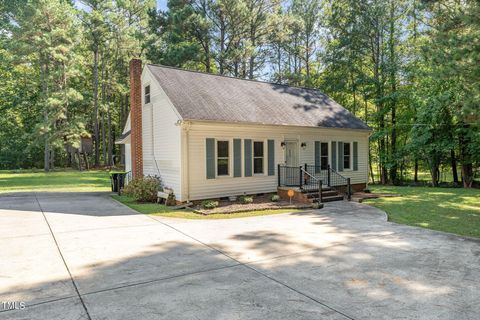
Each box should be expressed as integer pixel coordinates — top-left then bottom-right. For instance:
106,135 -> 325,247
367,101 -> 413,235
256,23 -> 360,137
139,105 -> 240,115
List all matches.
327,164 -> 331,186
277,164 -> 281,187
299,166 -> 303,189
318,180 -> 323,203
347,177 -> 351,200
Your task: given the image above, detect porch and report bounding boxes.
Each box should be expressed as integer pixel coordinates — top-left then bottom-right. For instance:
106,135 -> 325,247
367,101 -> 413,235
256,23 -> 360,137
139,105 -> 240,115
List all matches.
277,164 -> 352,203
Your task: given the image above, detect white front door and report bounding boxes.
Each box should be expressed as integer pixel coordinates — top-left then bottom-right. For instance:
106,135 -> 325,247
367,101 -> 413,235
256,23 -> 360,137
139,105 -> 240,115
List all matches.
285,141 -> 299,167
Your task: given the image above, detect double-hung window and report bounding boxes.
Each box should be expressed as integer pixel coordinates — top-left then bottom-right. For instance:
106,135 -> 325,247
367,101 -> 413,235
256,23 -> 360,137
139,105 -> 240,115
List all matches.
343,142 -> 351,170
253,141 -> 264,174
217,140 -> 229,176
145,85 -> 151,104
320,142 -> 328,170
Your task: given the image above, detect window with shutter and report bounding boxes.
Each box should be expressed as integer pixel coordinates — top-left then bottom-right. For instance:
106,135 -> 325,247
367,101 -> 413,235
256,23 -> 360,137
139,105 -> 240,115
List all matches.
217,140 -> 229,176
253,141 -> 264,174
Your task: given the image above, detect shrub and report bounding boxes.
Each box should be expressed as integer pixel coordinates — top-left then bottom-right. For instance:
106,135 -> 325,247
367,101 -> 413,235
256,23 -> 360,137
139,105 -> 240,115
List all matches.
239,195 -> 254,204
363,188 -> 371,193
201,200 -> 219,209
122,176 -> 161,202
270,194 -> 280,202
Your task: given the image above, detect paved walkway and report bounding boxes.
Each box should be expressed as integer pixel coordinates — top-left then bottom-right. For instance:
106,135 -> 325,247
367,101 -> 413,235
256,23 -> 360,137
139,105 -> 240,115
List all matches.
0,192 -> 479,319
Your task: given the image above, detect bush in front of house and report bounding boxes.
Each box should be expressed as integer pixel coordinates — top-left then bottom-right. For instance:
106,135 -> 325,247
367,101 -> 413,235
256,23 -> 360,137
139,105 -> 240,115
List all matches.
270,194 -> 280,202
122,176 -> 161,202
239,195 -> 253,204
201,200 -> 219,209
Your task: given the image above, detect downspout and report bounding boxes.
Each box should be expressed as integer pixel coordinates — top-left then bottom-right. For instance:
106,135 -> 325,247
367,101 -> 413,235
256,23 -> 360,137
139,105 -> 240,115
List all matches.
180,121 -> 191,202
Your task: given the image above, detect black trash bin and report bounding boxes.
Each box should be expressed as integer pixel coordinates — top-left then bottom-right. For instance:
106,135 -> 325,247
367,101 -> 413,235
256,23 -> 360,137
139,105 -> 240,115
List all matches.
110,172 -> 126,193
110,173 -> 119,192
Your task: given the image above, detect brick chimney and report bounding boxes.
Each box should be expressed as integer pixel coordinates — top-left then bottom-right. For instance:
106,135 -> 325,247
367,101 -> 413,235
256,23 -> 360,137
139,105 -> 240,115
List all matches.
130,59 -> 143,178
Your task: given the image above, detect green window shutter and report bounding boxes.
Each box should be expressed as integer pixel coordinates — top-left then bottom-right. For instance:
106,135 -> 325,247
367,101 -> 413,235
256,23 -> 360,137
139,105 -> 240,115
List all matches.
233,139 -> 242,177
268,139 -> 275,176
338,142 -> 344,171
206,138 -> 215,179
314,141 -> 320,174
353,141 -> 358,171
331,141 -> 337,170
244,139 -> 252,177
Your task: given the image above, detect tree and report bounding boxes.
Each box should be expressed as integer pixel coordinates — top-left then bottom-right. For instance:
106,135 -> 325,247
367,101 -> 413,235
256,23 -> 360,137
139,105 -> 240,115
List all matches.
14,0 -> 82,171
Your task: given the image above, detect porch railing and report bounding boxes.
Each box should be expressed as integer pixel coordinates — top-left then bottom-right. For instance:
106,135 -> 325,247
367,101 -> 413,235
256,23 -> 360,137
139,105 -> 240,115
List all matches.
278,164 -> 351,200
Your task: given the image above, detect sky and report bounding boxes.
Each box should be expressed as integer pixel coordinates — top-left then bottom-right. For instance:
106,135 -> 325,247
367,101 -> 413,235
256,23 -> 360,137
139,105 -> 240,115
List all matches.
157,0 -> 167,11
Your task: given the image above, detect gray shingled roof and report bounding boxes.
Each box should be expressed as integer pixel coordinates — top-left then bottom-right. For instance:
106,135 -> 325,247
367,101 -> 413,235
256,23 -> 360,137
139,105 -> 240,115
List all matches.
147,64 -> 370,130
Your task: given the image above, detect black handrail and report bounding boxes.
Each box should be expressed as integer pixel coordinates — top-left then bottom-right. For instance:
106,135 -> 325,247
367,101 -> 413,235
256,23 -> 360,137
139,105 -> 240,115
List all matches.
305,164 -> 351,200
279,164 -> 352,200
301,167 -> 323,203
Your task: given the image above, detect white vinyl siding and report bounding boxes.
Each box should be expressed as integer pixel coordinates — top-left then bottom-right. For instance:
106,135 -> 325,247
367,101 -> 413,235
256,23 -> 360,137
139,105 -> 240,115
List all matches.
141,68 -> 183,200
186,121 -> 369,200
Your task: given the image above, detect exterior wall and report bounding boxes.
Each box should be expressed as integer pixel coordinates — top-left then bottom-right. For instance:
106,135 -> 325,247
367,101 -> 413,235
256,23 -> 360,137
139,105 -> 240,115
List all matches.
125,143 -> 131,173
141,68 -> 183,200
185,121 -> 370,201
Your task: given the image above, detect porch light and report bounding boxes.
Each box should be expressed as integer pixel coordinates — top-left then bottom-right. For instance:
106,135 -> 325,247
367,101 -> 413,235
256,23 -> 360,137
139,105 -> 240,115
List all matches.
301,142 -> 307,150
281,141 -> 286,149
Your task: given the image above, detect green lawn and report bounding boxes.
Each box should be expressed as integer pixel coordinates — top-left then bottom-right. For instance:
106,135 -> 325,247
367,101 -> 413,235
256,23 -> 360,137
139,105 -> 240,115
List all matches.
364,185 -> 480,238
0,169 -> 111,193
112,195 -> 305,219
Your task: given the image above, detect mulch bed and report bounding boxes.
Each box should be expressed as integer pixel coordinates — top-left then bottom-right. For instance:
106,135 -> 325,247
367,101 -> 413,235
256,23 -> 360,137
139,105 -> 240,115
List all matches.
193,194 -> 312,215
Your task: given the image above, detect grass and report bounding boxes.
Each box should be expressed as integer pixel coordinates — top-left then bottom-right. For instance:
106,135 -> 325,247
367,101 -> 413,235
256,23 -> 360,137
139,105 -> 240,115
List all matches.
112,195 -> 306,219
364,185 -> 480,238
0,169 -> 111,193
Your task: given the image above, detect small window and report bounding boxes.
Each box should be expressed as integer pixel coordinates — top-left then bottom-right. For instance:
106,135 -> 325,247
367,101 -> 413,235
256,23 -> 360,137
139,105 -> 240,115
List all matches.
320,142 -> 328,170
253,141 -> 264,174
145,85 -> 151,104
217,140 -> 229,176
343,142 -> 351,169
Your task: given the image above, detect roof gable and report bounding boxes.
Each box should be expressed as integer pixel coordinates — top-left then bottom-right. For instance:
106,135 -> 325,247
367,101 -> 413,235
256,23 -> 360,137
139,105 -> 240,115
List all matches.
147,64 -> 369,130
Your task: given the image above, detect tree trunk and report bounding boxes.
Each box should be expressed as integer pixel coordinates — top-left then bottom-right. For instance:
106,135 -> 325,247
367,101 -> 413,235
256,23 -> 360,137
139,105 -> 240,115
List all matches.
101,51 -> 107,166
414,158 -> 418,182
40,59 -> 50,172
76,151 -> 82,171
369,149 -> 375,184
93,47 -> 100,167
430,162 -> 439,187
249,26 -> 256,79
459,123 -> 473,188
388,1 -> 398,185
219,15 -> 226,75
102,113 -> 107,166
83,152 -> 90,170
107,105 -> 113,166
461,163 -> 473,188
450,149 -> 459,184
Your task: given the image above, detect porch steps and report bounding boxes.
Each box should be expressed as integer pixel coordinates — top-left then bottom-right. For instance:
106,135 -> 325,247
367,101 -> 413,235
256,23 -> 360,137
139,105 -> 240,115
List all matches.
302,187 -> 344,203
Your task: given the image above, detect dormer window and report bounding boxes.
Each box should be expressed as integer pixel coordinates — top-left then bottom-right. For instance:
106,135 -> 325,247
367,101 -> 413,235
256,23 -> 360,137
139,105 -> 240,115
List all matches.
145,85 -> 151,104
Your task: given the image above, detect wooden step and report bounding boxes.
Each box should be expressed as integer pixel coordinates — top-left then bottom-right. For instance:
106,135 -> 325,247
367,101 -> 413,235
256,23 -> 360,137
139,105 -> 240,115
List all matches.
301,187 -> 332,193
306,191 -> 339,199
322,195 -> 345,202
309,195 -> 344,203
321,190 -> 339,197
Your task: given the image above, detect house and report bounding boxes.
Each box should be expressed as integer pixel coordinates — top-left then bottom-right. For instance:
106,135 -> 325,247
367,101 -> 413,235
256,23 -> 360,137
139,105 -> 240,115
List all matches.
117,59 -> 371,202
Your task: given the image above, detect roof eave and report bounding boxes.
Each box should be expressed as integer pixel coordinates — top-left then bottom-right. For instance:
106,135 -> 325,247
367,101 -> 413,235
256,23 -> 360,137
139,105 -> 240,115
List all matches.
185,119 -> 372,132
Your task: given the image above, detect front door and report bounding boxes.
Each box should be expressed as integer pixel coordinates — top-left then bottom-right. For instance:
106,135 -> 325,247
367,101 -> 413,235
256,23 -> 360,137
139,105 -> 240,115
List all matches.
285,141 -> 299,166
284,141 -> 299,185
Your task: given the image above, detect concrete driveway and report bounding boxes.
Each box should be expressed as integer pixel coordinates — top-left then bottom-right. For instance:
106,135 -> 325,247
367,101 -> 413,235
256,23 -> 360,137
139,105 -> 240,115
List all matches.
0,192 -> 479,320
